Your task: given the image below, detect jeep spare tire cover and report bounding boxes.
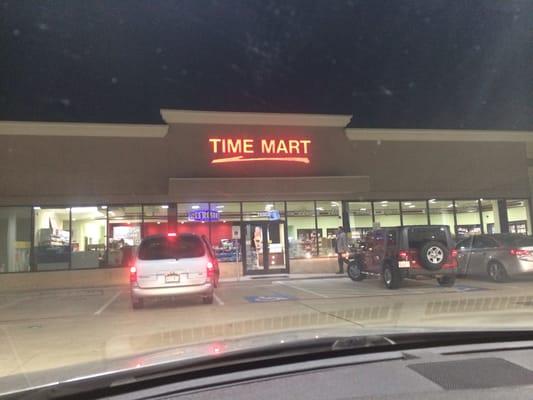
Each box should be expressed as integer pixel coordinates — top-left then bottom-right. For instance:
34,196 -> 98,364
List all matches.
419,241 -> 449,270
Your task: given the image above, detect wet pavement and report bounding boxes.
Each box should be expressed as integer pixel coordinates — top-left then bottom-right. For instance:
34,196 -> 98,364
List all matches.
1,274 -> 533,392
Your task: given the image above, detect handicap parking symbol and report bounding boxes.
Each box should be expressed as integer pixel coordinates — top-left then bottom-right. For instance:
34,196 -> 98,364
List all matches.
245,292 -> 297,303
453,285 -> 490,292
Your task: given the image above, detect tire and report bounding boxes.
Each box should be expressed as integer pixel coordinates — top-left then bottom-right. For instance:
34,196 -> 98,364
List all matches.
347,262 -> 365,281
131,297 -> 144,310
419,241 -> 449,271
487,261 -> 508,283
203,295 -> 214,304
383,264 -> 401,289
437,275 -> 456,287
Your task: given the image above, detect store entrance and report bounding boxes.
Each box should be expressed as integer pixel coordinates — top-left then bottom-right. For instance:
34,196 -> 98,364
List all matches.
243,221 -> 288,274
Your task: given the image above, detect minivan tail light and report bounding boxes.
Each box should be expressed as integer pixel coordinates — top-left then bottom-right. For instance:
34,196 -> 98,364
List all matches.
129,266 -> 137,283
510,248 -> 529,256
207,261 -> 214,277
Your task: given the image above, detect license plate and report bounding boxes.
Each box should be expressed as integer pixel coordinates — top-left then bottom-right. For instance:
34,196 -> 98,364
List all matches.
398,261 -> 410,268
165,273 -> 180,283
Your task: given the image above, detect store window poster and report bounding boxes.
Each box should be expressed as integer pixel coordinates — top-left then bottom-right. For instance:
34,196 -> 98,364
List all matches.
113,226 -> 141,246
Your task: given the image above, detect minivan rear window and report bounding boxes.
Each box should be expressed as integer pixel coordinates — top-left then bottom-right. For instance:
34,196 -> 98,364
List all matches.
408,227 -> 449,248
138,235 -> 205,260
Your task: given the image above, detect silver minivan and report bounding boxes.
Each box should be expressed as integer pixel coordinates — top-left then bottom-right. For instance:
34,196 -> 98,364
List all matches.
130,233 -> 216,309
456,234 -> 533,282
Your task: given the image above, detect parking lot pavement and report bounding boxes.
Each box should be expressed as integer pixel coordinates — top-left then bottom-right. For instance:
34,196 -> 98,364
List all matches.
2,275 -> 533,382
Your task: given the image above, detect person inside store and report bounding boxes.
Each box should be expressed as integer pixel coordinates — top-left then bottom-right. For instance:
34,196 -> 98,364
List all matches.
335,226 -> 348,274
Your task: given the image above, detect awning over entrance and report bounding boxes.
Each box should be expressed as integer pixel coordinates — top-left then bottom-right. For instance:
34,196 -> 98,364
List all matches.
168,176 -> 370,201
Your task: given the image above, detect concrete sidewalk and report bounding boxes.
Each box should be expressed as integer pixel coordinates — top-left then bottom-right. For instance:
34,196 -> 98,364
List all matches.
220,273 -> 346,283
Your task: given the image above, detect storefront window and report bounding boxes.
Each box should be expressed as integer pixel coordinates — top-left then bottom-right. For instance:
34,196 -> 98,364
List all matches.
287,201 -> 318,259
0,207 -> 31,273
373,201 -> 401,228
348,202 -> 372,241
455,200 -> 481,238
241,202 -> 285,221
506,199 -> 531,235
177,203 -> 210,238
316,201 -> 343,257
209,202 -> 241,263
143,205 -> 169,237
71,207 -> 107,269
480,199 -> 500,234
34,207 -> 71,270
428,199 -> 455,234
401,201 -> 428,226
108,206 -> 141,267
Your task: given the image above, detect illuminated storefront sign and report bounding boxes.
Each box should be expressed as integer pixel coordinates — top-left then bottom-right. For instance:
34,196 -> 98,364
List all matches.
209,138 -> 311,164
188,209 -> 220,222
256,210 -> 281,220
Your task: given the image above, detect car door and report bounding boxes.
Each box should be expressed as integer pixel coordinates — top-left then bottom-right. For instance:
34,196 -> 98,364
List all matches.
455,237 -> 473,275
469,236 -> 500,275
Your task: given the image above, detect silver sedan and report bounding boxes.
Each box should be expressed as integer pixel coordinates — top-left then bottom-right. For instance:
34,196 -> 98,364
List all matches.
456,234 -> 533,282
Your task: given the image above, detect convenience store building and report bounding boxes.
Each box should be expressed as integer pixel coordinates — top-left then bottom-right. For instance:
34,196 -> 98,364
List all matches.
1,109 -> 533,288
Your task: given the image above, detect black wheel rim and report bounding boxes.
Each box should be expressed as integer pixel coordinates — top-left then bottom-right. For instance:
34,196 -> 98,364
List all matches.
490,264 -> 503,281
384,268 -> 392,285
349,265 -> 360,279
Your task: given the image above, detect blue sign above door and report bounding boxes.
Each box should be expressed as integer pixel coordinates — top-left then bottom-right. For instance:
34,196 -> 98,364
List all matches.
188,210 -> 220,222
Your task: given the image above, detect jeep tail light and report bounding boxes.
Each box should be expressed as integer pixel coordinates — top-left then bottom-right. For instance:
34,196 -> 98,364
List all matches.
129,266 -> 137,283
397,250 -> 410,261
207,261 -> 214,277
510,248 -> 529,256
450,249 -> 458,258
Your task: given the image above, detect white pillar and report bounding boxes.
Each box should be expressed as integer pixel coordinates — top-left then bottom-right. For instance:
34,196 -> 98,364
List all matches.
525,201 -> 532,235
7,213 -> 16,272
491,200 -> 501,234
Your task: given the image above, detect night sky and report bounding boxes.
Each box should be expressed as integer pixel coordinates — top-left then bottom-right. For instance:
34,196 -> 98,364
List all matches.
1,0 -> 533,129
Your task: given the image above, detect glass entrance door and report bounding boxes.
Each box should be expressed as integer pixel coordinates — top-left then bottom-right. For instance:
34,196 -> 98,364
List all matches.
243,221 -> 287,274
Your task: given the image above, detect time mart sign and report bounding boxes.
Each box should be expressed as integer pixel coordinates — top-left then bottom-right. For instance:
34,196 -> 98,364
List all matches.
208,138 -> 311,164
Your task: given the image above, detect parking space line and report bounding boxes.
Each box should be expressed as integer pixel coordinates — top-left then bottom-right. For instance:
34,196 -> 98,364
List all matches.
276,281 -> 329,298
213,293 -> 224,306
94,290 -> 122,316
1,326 -> 32,387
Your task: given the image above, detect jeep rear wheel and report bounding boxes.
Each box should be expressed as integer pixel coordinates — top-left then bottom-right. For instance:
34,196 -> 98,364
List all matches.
419,241 -> 449,271
383,264 -> 401,289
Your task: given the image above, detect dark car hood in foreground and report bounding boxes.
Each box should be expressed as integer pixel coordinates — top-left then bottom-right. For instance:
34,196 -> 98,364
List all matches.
3,327 -> 533,399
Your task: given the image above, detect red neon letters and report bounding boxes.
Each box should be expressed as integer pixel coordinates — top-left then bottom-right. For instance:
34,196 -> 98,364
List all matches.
209,138 -> 311,164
